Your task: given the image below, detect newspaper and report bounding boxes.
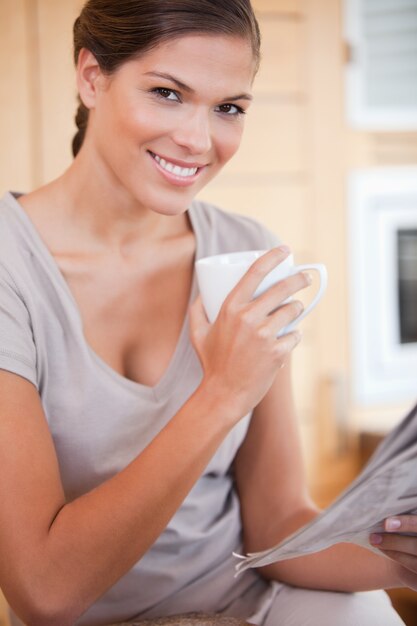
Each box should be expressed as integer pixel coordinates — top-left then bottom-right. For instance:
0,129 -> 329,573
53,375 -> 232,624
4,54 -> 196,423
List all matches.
235,401 -> 417,575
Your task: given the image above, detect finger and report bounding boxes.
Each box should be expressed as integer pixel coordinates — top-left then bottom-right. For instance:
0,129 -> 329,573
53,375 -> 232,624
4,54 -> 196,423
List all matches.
251,271 -> 311,318
228,246 -> 291,305
370,533 -> 417,556
384,516 -> 417,534
264,300 -> 304,337
376,548 -> 417,573
272,329 -> 302,360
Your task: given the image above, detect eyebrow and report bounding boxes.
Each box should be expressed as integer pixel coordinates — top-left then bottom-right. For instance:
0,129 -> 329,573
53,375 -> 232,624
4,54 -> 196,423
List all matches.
144,71 -> 253,102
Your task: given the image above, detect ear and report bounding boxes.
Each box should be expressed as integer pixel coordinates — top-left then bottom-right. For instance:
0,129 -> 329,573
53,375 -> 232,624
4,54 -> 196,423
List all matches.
76,48 -> 105,110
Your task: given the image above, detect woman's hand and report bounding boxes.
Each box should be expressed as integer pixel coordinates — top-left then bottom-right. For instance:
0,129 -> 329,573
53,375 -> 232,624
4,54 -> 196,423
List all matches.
189,246 -> 310,419
370,515 -> 417,591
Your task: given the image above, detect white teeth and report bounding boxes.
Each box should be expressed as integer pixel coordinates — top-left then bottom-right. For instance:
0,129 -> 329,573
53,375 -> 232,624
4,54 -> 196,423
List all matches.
153,154 -> 198,178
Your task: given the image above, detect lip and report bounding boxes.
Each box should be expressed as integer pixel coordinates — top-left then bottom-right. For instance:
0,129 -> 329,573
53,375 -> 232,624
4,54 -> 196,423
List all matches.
148,151 -> 206,187
148,151 -> 208,169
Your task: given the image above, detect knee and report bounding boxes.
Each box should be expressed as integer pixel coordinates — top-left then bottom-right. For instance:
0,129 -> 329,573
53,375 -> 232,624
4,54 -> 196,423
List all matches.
264,587 -> 405,626
315,590 -> 404,626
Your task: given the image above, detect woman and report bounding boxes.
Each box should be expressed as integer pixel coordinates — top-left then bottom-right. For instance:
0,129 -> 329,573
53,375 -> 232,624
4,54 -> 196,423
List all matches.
0,1 -> 415,625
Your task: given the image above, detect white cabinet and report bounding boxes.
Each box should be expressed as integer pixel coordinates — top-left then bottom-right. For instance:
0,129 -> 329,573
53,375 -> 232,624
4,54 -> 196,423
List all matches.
344,0 -> 417,129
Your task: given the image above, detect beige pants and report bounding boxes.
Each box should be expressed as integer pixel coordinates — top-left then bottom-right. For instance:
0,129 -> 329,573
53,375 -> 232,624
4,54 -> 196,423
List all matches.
108,589 -> 405,626
262,586 -> 405,626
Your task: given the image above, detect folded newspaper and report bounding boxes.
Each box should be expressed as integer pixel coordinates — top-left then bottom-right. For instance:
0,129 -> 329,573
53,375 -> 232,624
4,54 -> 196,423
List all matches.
235,401 -> 417,575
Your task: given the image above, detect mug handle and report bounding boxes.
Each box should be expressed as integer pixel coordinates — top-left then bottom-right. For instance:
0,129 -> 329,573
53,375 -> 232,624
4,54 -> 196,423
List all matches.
283,263 -> 328,334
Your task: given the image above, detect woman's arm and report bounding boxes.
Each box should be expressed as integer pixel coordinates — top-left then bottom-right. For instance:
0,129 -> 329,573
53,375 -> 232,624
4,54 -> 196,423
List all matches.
234,358 -> 405,592
0,371 -> 238,626
0,247 -> 306,626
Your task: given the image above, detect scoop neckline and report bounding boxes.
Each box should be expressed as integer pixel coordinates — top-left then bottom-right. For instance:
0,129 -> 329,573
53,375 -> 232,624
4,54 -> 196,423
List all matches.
4,191 -> 204,401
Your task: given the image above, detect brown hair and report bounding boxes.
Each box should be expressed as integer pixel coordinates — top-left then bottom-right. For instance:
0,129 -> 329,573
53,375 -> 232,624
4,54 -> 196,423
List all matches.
72,0 -> 261,157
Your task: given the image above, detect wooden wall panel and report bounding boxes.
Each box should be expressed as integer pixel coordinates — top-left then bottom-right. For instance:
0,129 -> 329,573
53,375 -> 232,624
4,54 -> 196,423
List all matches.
255,19 -> 307,95
0,0 -> 33,193
198,183 -> 312,255
346,132 -> 417,168
304,0 -> 348,381
253,0 -> 305,14
0,590 -> 9,626
36,0 -> 80,185
224,103 -> 308,175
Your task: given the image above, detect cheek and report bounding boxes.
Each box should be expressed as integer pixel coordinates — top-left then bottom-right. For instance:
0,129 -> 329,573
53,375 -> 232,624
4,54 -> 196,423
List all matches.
111,96 -> 169,141
137,114 -> 180,149
217,124 -> 245,163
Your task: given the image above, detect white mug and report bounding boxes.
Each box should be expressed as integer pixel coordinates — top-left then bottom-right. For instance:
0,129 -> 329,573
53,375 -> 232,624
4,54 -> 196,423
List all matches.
195,250 -> 328,336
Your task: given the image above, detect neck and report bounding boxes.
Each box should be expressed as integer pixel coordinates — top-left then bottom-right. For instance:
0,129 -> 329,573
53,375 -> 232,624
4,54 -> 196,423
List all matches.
43,148 -> 190,258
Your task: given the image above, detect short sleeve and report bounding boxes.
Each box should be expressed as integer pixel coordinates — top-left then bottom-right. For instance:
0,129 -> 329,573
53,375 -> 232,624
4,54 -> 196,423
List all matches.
0,266 -> 38,388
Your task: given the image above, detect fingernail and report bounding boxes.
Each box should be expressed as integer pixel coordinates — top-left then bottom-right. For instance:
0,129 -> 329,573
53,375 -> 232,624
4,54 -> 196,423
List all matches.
386,518 -> 401,531
305,273 -> 313,285
278,245 -> 291,254
370,533 -> 382,545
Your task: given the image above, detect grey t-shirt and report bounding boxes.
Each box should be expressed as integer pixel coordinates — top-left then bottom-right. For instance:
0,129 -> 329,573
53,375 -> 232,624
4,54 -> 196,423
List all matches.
0,191 -> 280,626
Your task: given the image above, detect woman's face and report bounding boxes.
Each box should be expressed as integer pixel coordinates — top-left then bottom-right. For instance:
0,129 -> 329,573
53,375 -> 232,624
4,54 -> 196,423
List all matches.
82,34 -> 255,216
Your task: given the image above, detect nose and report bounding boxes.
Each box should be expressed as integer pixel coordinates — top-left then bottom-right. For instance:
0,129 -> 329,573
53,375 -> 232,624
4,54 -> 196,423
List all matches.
171,107 -> 212,156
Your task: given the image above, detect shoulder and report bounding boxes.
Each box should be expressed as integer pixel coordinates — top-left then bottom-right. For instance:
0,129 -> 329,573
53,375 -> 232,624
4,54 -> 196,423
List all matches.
0,236 -> 27,314
189,199 -> 280,254
0,191 -> 37,296
0,192 -> 23,264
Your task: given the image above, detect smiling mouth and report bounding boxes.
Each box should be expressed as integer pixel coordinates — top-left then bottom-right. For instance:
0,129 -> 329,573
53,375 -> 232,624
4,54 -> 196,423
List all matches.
149,151 -> 202,178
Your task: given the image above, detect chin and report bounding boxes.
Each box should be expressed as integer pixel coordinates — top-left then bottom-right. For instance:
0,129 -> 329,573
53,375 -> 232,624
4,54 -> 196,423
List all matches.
145,198 -> 191,218
145,190 -> 197,217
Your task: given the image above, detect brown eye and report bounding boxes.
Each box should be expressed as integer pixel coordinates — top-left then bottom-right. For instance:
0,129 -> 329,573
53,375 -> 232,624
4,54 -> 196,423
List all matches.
215,103 -> 245,116
152,88 -> 180,102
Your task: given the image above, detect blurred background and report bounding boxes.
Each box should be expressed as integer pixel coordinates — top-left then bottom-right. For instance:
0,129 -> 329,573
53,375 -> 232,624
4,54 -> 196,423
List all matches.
1,0 -> 417,623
